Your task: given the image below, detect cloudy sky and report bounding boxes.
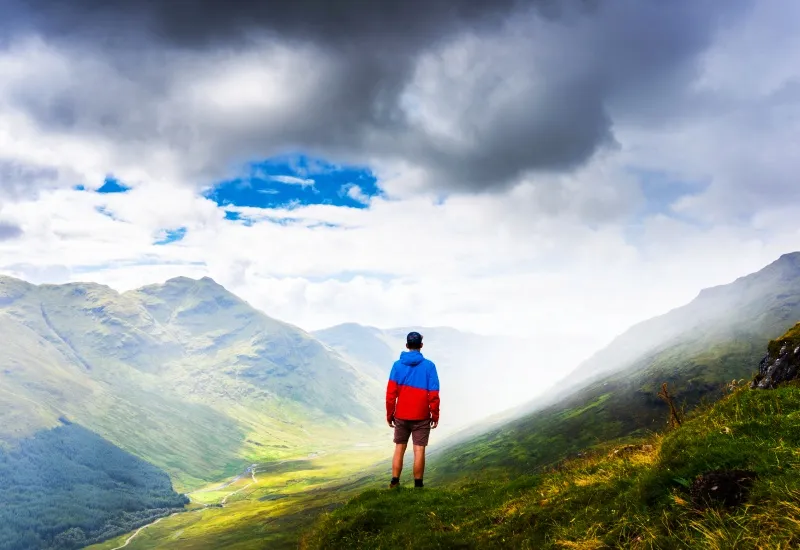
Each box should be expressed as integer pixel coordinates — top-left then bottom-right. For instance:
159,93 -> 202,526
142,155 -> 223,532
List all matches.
0,0 -> 799,383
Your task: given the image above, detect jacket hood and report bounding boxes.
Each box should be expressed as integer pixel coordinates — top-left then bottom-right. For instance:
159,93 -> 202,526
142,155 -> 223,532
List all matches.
399,350 -> 425,367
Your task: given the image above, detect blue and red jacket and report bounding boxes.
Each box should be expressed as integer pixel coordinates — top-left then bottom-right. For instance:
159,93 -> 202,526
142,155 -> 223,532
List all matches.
386,350 -> 440,422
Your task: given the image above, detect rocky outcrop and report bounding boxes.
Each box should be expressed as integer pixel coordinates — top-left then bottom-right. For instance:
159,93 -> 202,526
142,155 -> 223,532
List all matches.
751,322 -> 800,389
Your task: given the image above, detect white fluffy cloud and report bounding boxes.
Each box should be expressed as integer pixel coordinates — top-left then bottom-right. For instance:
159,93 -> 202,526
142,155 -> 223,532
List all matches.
1,0 -> 800,409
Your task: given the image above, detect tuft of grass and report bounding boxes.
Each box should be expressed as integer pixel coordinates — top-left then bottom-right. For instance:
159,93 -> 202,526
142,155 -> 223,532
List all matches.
303,383 -> 800,549
767,321 -> 800,357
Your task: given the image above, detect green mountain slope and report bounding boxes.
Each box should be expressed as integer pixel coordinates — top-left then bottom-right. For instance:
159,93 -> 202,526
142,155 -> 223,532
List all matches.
430,252 -> 800,477
303,379 -> 800,549
0,275 -> 382,488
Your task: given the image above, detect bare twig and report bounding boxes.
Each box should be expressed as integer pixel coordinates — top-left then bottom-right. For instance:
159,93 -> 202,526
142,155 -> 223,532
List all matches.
658,383 -> 683,428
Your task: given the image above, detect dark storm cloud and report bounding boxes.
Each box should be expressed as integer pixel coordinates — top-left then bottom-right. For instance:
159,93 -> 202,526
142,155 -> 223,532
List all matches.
0,0 -> 751,193
2,0 -> 526,50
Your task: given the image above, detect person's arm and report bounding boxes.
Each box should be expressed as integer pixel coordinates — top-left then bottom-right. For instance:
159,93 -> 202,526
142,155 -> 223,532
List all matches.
427,362 -> 440,427
386,363 -> 399,427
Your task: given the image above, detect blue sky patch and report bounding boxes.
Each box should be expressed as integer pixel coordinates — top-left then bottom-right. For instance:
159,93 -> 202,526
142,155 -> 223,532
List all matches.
223,210 -> 256,226
205,154 -> 381,211
629,168 -> 709,218
96,177 -> 131,194
154,227 -> 187,245
624,167 -> 712,246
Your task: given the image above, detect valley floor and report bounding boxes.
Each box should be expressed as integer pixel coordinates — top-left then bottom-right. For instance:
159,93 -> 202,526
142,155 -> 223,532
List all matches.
303,383 -> 800,549
86,439 -> 393,550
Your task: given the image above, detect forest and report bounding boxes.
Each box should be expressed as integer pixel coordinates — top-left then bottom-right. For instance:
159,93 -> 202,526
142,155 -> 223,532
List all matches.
0,421 -> 188,550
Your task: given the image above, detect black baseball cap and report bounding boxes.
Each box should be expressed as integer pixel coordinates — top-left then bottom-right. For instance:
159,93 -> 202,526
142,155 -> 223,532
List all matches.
406,331 -> 423,347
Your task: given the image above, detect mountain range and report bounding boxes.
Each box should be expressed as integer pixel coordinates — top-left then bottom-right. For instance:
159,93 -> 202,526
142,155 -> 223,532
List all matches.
0,275 -> 383,488
430,251 -> 800,476
4,251 -> 800,549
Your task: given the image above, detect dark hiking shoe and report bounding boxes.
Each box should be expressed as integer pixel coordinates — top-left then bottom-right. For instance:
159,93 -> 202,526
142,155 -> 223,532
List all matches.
389,480 -> 400,489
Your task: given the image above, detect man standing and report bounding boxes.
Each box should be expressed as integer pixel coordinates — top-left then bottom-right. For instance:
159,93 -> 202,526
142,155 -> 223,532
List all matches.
386,331 -> 440,489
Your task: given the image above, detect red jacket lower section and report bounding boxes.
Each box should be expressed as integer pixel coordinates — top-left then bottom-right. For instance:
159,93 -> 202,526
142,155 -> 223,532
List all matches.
386,380 -> 440,422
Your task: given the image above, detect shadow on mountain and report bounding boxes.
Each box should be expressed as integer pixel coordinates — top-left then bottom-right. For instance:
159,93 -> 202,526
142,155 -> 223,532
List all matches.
0,421 -> 187,550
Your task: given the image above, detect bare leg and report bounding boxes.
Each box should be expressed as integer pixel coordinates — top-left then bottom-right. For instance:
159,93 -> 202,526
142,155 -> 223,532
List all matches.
413,445 -> 426,480
392,443 -> 407,478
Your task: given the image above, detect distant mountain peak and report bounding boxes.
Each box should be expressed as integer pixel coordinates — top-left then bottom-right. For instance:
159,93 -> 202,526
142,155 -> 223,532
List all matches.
162,275 -> 204,285
695,250 -> 800,300
0,274 -> 29,285
759,251 -> 800,274
145,275 -> 229,294
772,251 -> 800,272
156,275 -> 228,290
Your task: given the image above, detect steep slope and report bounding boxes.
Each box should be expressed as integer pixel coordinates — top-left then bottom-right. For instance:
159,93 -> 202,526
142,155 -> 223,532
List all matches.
127,277 -> 381,423
431,252 -> 800,476
0,275 -> 382,488
313,324 -> 534,430
570,251 -> 800,385
304,377 -> 800,549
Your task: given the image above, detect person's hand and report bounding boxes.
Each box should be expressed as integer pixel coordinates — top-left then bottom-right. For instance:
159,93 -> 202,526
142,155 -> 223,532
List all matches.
430,420 -> 438,429
387,416 -> 395,428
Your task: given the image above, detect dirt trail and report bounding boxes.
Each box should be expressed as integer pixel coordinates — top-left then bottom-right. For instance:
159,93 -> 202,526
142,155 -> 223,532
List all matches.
108,464 -> 260,549
221,465 -> 258,505
109,514 -> 177,550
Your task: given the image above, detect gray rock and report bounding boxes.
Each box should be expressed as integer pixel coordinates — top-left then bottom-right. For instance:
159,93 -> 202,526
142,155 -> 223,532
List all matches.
751,345 -> 800,389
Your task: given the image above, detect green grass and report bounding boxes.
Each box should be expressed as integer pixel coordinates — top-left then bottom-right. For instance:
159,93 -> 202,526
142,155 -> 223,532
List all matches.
429,334 -> 772,482
303,382 -> 800,549
85,441 -> 394,550
767,321 -> 800,357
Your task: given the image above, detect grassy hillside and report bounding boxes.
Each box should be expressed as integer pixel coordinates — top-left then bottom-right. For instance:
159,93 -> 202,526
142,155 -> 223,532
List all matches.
303,380 -> 800,549
568,251 -> 800,388
85,442 -> 394,550
429,335 -> 768,479
0,275 -> 387,549
431,252 -> 800,476
0,275 -> 383,489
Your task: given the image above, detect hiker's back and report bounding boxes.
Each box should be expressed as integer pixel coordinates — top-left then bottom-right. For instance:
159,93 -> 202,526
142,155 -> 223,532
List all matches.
389,350 -> 439,421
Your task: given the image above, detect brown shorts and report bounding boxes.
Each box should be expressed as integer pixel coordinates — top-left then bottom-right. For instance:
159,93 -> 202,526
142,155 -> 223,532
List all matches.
393,418 -> 431,447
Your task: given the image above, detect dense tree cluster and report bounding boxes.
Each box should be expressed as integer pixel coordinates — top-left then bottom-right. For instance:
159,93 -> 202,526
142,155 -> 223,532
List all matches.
0,423 -> 188,550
